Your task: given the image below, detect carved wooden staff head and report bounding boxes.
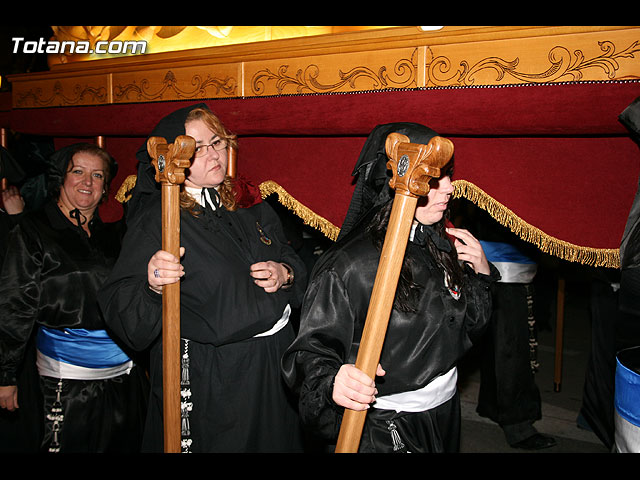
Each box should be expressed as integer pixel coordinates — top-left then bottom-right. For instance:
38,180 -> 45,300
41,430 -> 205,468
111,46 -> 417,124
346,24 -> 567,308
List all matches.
384,132 -> 454,197
147,135 -> 195,186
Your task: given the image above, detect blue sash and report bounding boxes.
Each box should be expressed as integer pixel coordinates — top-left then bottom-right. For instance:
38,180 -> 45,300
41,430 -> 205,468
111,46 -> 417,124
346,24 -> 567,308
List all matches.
480,241 -> 536,264
480,240 -> 537,283
37,327 -> 131,369
615,351 -> 640,428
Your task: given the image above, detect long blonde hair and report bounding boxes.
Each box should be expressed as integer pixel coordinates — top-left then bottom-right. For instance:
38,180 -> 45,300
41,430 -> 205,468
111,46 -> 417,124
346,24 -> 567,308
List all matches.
180,107 -> 239,215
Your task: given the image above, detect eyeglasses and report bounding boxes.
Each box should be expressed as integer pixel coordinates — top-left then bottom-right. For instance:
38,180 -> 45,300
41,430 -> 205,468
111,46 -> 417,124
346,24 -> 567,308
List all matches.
194,138 -> 227,157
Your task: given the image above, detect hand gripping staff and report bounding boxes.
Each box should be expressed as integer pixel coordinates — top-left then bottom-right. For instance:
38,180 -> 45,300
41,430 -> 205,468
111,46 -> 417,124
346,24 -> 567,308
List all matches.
334,132 -> 454,453
148,135 -> 195,453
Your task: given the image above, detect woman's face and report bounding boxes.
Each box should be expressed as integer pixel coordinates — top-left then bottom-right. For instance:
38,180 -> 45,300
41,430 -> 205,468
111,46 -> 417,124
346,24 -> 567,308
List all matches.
414,175 -> 454,225
184,119 -> 228,189
59,152 -> 107,213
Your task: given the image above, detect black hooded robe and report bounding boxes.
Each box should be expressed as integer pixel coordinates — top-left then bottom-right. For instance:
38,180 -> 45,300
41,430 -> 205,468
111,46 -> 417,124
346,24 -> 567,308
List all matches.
0,144 -> 147,453
579,96 -> 640,449
98,104 -> 307,452
281,123 -> 497,453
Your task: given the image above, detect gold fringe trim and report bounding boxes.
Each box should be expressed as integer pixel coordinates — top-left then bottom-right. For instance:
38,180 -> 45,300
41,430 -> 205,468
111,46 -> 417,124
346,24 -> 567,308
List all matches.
116,176 -> 620,268
259,181 -> 340,241
452,179 -> 620,269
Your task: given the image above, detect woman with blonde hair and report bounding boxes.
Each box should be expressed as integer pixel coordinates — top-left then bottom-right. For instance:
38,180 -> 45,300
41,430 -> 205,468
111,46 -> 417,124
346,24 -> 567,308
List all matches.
99,104 -> 307,453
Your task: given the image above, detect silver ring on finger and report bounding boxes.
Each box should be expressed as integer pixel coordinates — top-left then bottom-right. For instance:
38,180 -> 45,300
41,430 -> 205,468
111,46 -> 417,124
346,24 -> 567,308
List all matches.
154,268 -> 160,278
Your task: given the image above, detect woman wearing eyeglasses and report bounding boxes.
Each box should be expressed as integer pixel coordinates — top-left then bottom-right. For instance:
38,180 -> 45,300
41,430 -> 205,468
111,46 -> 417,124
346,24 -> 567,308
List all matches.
99,104 -> 307,453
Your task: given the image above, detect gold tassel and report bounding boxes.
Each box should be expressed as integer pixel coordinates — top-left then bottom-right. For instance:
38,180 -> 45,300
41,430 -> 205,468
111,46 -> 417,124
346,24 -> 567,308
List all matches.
452,179 -> 620,269
115,175 -> 620,268
116,176 -> 342,239
259,180 -> 340,241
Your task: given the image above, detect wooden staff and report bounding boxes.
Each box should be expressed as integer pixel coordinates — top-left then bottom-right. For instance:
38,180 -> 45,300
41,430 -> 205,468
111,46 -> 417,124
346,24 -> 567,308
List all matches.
335,132 -> 454,453
1,128 -> 7,191
148,135 -> 195,453
554,277 -> 566,392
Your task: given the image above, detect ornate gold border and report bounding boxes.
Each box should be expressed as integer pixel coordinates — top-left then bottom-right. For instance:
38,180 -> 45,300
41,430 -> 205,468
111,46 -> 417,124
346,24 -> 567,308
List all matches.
13,79 -> 109,108
427,40 -> 640,87
9,26 -> 640,108
113,70 -> 238,102
250,49 -> 418,95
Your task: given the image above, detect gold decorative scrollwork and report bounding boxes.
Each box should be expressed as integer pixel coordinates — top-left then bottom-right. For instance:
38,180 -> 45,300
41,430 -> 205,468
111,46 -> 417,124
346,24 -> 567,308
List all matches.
14,80 -> 108,108
251,49 -> 418,95
427,40 -> 640,87
113,70 -> 237,102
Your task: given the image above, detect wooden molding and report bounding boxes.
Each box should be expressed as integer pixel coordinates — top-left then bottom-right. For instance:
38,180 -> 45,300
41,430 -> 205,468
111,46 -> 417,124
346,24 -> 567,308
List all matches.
8,26 -> 640,108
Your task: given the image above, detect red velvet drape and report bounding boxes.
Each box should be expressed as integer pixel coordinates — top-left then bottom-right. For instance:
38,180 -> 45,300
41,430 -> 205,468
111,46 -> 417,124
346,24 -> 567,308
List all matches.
7,81 -> 640,250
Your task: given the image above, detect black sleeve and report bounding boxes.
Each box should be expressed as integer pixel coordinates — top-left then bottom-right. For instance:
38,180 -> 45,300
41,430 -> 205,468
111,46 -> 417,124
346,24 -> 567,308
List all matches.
256,201 -> 308,307
98,211 -> 163,352
462,262 -> 500,344
281,269 -> 355,441
0,223 -> 41,385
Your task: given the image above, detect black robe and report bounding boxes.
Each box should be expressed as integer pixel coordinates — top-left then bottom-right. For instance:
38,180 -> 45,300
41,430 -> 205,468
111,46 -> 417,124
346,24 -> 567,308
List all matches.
281,212 -> 497,449
99,194 -> 308,452
0,201 -> 147,453
0,208 -> 41,452
0,201 -> 126,383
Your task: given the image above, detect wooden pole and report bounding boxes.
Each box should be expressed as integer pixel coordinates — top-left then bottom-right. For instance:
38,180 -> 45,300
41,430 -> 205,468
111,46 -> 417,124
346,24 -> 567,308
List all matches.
335,133 -> 454,453
1,128 -> 7,191
147,135 -> 194,453
554,276 -> 565,392
227,143 -> 237,179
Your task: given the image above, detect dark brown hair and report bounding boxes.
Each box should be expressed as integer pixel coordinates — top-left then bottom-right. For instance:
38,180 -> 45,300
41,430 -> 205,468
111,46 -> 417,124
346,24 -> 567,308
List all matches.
366,199 -> 465,312
53,143 -> 117,204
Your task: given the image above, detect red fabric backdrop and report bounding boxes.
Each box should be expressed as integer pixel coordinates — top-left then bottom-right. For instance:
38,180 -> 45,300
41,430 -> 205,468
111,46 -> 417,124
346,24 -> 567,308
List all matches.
7,81 -> 640,250
11,82 -> 637,137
